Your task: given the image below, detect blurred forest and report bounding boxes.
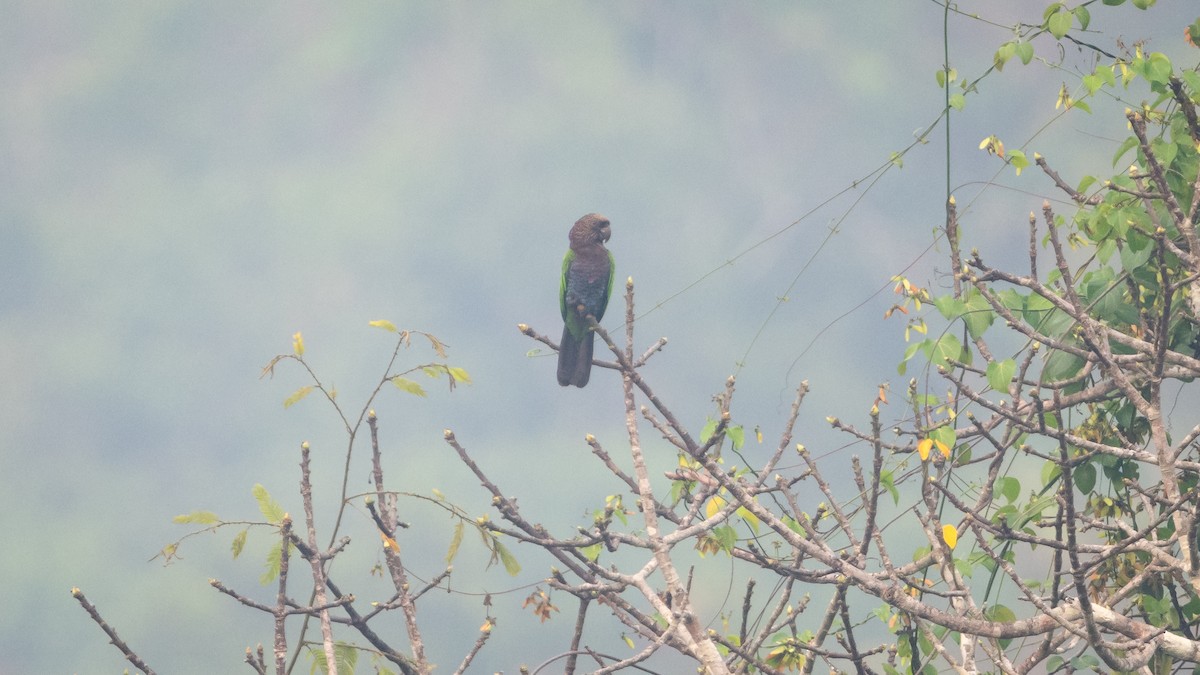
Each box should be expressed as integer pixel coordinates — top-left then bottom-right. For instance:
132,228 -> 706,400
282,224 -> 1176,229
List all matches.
2,2 -> 1197,672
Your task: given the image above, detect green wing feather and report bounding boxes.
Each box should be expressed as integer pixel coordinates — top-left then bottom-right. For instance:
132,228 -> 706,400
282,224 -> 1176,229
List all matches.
598,250 -> 615,321
560,249 -> 576,321
559,248 -> 613,339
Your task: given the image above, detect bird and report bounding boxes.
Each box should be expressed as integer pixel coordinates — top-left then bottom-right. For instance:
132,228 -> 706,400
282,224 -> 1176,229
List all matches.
558,213 -> 614,387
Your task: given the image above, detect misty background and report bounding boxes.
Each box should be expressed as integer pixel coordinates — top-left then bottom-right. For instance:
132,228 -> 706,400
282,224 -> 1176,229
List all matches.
2,2 -> 1196,672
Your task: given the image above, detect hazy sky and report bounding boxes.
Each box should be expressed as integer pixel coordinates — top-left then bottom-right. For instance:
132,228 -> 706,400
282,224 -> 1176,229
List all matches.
2,2 -> 1196,672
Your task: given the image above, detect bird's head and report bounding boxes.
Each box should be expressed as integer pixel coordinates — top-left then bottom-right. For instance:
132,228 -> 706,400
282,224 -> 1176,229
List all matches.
571,213 -> 611,248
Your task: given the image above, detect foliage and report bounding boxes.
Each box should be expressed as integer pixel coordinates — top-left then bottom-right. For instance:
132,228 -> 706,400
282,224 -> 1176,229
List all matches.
72,3 -> 1200,674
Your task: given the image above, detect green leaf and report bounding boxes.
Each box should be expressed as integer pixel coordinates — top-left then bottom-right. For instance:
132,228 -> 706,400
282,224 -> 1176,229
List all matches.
495,541 -> 521,576
736,506 -> 760,533
1008,149 -> 1029,175
1112,135 -> 1139,166
898,340 -> 924,375
581,543 -> 601,562
308,642 -> 359,675
1015,40 -> 1034,65
986,604 -> 1017,649
1022,293 -> 1058,331
934,295 -> 966,320
781,515 -> 805,535
261,541 -> 283,585
700,418 -> 718,443
448,366 -> 472,384
1041,460 -> 1062,488
231,528 -> 248,559
446,521 -> 464,563
173,510 -> 220,525
995,476 -> 1020,503
1151,138 -> 1177,169
335,643 -> 358,673
986,359 -> 1016,392
1072,5 -> 1090,30
880,470 -> 900,505
927,333 -> 969,369
1129,0 -> 1154,9
1119,240 -> 1153,274
727,425 -> 745,450
948,93 -> 965,111
963,291 -> 996,339
994,41 -> 1016,71
368,319 -> 397,332
931,425 -> 957,457
391,377 -> 427,397
1042,349 -> 1085,383
283,385 -> 313,409
1181,71 -> 1200,98
1074,460 -> 1097,493
1047,9 -> 1073,39
253,483 -> 286,525
712,524 -> 738,553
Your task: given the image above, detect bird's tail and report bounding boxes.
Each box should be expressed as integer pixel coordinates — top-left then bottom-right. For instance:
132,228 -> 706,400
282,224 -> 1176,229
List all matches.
557,326 -> 594,387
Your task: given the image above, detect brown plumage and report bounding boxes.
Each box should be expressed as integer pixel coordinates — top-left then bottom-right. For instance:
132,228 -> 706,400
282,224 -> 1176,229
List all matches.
558,214 -> 615,387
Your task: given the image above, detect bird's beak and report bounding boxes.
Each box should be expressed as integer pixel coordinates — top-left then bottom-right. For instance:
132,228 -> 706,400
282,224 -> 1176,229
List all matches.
600,225 -> 611,242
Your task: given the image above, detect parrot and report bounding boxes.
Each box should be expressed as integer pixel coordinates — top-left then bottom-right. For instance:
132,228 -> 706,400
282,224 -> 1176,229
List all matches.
557,213 -> 614,387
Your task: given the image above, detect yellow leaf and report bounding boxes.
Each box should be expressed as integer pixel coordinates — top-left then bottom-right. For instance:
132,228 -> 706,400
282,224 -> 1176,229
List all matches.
292,331 -> 304,356
736,506 -> 760,533
381,533 -> 399,551
369,319 -> 398,332
942,524 -> 959,549
704,497 -> 724,519
917,438 -> 933,461
283,385 -> 313,409
936,439 -> 951,458
391,377 -> 427,397
480,618 -> 494,632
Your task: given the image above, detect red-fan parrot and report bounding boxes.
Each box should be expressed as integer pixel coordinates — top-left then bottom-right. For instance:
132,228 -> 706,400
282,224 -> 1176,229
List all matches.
558,213 -> 614,387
